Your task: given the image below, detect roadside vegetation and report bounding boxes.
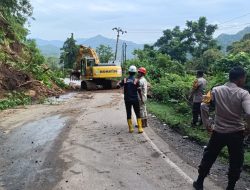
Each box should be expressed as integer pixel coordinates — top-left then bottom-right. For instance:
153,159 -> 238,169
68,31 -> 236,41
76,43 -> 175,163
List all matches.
125,17 -> 250,171
0,0 -> 67,110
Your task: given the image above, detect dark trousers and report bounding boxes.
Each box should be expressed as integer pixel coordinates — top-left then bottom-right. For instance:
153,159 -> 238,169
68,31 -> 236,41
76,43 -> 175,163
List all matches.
125,101 -> 140,119
192,102 -> 201,124
198,131 -> 244,183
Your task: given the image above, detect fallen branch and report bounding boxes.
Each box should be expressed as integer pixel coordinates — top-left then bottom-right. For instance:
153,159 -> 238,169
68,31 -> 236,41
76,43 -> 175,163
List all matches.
18,80 -> 41,88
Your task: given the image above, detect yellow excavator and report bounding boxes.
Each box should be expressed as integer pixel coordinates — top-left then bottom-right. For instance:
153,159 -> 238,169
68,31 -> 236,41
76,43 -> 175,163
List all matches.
71,45 -> 122,90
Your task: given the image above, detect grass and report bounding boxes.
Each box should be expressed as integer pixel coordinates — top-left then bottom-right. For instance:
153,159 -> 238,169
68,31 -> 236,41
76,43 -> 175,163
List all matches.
147,101 -> 208,144
147,100 -> 250,172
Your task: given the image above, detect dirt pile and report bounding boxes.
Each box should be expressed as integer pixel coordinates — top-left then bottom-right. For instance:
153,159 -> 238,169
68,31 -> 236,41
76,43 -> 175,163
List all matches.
0,63 -> 63,99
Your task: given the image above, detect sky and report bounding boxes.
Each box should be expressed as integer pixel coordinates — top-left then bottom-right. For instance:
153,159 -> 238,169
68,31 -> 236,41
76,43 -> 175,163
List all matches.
28,0 -> 250,44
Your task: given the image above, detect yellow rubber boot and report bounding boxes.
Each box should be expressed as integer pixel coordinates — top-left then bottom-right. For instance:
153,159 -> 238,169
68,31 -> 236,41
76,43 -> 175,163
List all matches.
127,119 -> 134,133
137,118 -> 144,133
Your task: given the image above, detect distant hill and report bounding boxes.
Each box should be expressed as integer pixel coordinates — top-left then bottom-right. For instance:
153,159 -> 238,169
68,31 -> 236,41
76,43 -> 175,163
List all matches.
37,44 -> 61,57
34,35 -> 143,59
216,26 -> 250,52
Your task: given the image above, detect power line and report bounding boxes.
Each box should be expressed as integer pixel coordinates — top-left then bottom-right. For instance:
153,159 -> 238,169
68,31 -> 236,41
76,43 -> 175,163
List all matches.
219,12 -> 250,26
218,23 -> 250,29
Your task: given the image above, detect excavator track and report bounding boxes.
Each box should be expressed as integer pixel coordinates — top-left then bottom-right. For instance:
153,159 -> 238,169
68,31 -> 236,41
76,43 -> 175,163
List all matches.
81,80 -> 97,91
81,79 -> 118,90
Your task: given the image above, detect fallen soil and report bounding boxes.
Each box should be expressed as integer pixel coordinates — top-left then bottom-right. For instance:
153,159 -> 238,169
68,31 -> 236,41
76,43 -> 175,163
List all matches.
148,115 -> 250,190
0,63 -> 64,99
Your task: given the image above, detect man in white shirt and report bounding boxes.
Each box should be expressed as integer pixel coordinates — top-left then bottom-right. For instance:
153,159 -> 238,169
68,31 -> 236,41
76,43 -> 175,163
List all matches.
137,67 -> 148,128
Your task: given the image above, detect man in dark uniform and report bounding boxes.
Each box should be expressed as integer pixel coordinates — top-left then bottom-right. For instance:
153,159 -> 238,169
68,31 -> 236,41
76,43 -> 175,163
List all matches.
117,65 -> 143,133
193,67 -> 250,190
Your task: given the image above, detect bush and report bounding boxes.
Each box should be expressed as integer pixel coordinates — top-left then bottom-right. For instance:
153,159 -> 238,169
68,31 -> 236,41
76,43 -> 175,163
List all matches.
152,73 -> 194,103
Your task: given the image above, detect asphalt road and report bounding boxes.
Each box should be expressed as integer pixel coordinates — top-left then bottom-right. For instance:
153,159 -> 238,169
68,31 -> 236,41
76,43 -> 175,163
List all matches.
0,91 -> 221,190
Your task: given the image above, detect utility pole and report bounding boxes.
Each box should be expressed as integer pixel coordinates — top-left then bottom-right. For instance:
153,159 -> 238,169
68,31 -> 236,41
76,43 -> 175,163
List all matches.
122,42 -> 127,65
121,42 -> 127,75
112,27 -> 127,60
124,42 -> 127,65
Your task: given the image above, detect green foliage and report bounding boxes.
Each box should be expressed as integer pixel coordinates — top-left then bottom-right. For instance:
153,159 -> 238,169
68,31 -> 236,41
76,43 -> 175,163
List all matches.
155,17 -> 219,62
60,33 -> 78,69
152,73 -> 194,103
0,0 -> 33,23
227,39 -> 250,55
46,56 -> 61,71
25,39 -> 45,65
213,52 -> 250,73
127,46 -> 185,82
190,49 -> 223,72
0,92 -> 31,110
0,0 -> 33,43
7,14 -> 29,42
96,44 -> 114,63
155,26 -> 188,62
0,0 -> 66,110
207,73 -> 228,89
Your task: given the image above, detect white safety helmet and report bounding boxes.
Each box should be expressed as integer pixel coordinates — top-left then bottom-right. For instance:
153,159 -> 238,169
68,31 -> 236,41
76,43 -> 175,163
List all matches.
128,65 -> 137,73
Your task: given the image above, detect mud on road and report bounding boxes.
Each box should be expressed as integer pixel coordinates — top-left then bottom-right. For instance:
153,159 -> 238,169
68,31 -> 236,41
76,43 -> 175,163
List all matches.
0,91 -> 225,190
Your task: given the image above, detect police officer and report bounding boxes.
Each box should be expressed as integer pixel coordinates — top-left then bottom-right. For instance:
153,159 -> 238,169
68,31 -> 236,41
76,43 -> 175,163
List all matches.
117,65 -> 143,133
193,67 -> 250,190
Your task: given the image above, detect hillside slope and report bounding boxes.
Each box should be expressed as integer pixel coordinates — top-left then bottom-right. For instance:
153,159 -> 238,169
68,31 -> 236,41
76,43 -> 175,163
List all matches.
216,26 -> 250,52
0,13 -> 64,102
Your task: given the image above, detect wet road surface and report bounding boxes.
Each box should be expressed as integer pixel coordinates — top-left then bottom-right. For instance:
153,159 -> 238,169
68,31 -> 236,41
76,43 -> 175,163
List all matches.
0,91 -> 221,190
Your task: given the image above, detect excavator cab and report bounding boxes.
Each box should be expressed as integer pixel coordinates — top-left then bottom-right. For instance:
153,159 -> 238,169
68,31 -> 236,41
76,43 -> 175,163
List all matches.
81,57 -> 95,78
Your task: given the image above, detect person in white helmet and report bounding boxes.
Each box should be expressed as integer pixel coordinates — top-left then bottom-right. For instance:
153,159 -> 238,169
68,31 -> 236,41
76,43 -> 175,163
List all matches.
117,65 -> 143,133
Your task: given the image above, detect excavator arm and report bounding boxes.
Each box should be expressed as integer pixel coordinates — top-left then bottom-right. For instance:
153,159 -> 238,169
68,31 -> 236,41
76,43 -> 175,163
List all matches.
71,45 -> 100,80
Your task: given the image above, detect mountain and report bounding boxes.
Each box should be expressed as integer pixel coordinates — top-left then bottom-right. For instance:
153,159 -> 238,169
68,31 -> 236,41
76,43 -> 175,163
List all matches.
35,38 -> 64,47
34,35 -> 143,59
216,26 -> 250,52
37,44 -> 61,57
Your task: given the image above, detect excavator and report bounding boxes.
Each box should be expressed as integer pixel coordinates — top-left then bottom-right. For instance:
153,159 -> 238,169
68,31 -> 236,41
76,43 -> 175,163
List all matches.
71,45 -> 122,90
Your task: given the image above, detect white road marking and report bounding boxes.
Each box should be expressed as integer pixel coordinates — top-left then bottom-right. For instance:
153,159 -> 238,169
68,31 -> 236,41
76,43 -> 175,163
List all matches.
142,131 -> 193,183
132,112 -> 194,184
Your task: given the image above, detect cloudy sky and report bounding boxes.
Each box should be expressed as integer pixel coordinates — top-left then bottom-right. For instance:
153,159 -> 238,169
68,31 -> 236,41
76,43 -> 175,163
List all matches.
28,0 -> 250,43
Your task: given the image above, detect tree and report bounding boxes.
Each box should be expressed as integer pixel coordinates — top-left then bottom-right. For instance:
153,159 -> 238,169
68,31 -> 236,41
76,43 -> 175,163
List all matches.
184,17 -> 219,58
60,33 -> 78,69
0,0 -> 33,23
155,17 -> 219,62
212,52 -> 250,73
96,44 -> 114,63
155,26 -> 188,62
192,49 -> 223,71
227,33 -> 250,54
133,44 -> 157,62
0,0 -> 33,42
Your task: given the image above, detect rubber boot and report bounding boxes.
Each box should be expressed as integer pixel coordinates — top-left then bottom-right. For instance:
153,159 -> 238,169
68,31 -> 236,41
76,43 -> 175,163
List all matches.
127,119 -> 134,133
137,118 -> 144,133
